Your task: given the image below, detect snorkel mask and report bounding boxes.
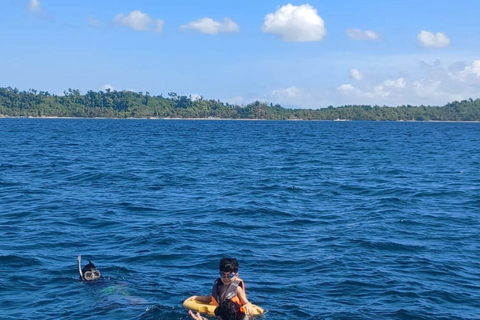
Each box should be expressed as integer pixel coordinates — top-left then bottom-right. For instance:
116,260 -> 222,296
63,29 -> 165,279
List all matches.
83,269 -> 101,280
78,255 -> 101,281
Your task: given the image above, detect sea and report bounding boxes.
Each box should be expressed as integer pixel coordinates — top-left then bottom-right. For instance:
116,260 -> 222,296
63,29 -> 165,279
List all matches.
0,119 -> 479,320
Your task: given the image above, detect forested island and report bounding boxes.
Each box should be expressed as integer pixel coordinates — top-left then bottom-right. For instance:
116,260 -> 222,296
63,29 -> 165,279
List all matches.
0,87 -> 479,121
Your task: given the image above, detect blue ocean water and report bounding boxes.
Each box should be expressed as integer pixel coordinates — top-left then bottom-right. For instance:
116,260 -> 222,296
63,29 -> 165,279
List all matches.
0,119 -> 479,320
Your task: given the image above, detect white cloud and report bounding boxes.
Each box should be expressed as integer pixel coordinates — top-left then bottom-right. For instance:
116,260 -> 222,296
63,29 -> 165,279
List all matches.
338,83 -> 390,99
27,0 -> 41,13
225,96 -> 246,105
180,17 -> 239,35
413,60 -> 480,102
471,61 -> 480,76
449,60 -> 480,80
271,86 -> 301,99
262,4 -> 326,42
102,84 -> 116,91
417,30 -> 450,48
445,60 -> 480,88
268,86 -> 327,108
468,60 -> 480,76
338,84 -> 358,94
88,15 -> 101,27
27,0 -> 51,18
350,69 -> 363,80
155,20 -> 164,33
346,29 -> 380,41
190,94 -> 202,101
372,86 -> 390,98
257,59 -> 480,108
338,78 -> 408,103
383,78 -> 406,88
335,59 -> 480,106
412,79 -> 442,97
113,10 -> 156,31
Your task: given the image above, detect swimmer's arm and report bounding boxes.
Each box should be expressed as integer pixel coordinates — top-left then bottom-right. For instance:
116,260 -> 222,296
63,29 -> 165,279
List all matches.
77,255 -> 83,278
188,310 -> 208,320
236,286 -> 253,314
190,295 -> 213,303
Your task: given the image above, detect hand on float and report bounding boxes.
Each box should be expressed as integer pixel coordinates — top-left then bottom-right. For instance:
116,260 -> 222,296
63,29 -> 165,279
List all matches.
188,310 -> 207,320
243,302 -> 253,315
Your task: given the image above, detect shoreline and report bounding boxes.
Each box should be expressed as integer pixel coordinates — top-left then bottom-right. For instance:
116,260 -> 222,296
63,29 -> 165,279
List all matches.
0,115 -> 479,123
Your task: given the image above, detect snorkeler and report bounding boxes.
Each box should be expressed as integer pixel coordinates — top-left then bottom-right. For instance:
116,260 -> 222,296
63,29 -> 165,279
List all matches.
77,255 -> 101,281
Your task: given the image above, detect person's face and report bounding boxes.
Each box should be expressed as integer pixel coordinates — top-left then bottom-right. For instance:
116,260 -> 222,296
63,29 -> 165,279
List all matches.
219,271 -> 237,285
84,269 -> 101,281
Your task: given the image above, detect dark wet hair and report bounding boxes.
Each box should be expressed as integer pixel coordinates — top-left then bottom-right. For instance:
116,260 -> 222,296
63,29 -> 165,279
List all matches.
82,260 -> 97,275
219,258 -> 239,273
214,299 -> 245,320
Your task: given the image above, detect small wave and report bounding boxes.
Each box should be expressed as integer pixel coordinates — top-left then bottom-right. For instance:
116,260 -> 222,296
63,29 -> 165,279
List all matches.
355,239 -> 425,252
220,207 -> 292,218
0,255 -> 42,267
0,163 -> 34,169
139,304 -> 185,320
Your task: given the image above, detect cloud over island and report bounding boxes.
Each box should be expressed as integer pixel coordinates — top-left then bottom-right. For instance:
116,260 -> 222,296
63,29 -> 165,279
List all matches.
262,4 -> 327,42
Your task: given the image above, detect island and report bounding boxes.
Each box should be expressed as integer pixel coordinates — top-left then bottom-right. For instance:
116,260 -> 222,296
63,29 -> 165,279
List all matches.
0,87 -> 479,121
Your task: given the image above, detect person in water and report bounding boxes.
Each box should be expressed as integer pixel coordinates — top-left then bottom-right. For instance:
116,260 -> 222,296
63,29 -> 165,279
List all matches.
77,255 -> 101,281
188,299 -> 245,320
190,257 -> 253,315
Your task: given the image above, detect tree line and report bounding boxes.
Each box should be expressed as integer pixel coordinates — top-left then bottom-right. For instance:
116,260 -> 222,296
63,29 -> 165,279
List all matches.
0,87 -> 479,121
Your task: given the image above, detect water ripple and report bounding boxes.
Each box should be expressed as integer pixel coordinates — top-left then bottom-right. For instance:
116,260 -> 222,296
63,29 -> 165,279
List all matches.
0,119 -> 479,319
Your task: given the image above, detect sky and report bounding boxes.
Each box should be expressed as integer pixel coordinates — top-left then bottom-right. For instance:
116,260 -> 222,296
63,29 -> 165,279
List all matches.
1,0 -> 480,109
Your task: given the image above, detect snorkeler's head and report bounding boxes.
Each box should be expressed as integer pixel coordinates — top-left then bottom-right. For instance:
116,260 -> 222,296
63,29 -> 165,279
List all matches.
81,260 -> 101,281
214,299 -> 245,320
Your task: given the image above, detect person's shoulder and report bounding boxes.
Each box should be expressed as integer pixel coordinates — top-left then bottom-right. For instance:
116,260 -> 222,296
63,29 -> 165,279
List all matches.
236,278 -> 245,287
235,280 -> 246,291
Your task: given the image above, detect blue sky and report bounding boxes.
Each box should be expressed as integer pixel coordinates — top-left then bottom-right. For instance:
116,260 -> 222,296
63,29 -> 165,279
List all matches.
1,0 -> 480,108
